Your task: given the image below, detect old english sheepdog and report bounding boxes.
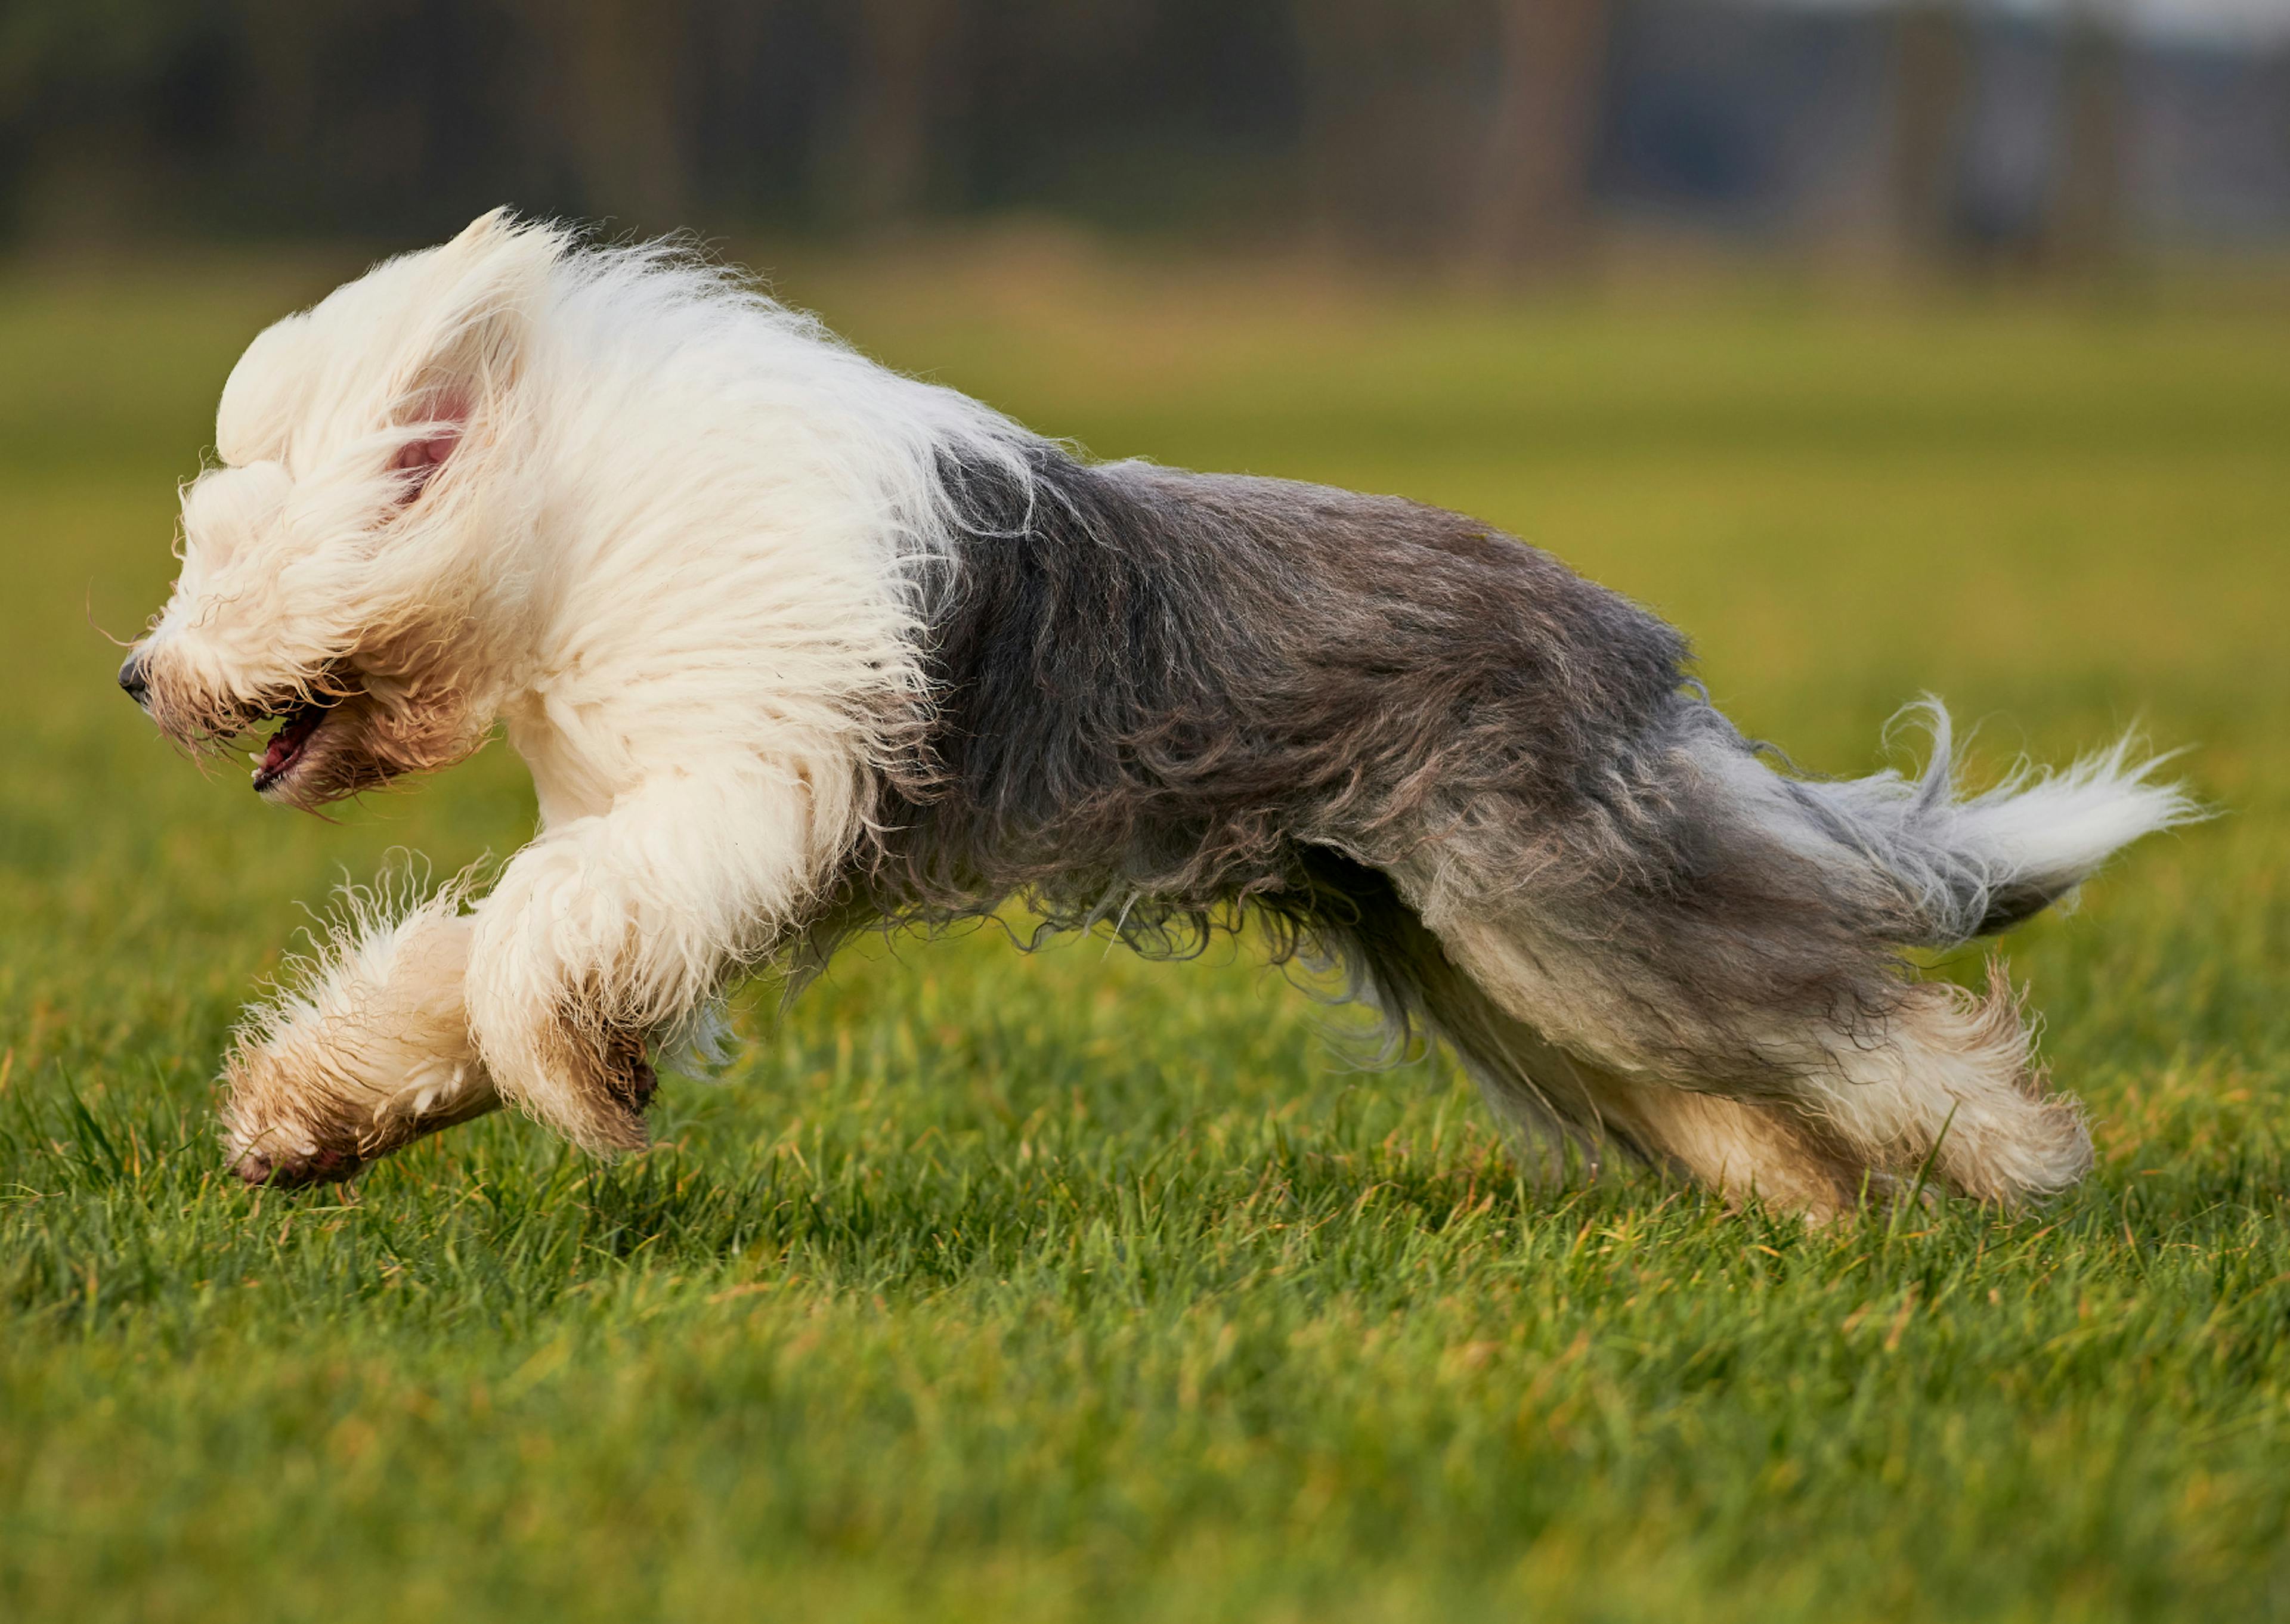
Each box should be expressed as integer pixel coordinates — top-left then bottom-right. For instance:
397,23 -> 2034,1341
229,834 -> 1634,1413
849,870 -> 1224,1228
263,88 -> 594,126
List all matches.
120,210 -> 2193,1214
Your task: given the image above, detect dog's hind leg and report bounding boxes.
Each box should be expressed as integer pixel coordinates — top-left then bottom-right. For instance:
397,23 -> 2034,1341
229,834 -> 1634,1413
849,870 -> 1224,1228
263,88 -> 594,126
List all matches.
1376,692 -> 2192,1210
1308,853 -> 1865,1212
1770,965 -> 2088,1206
1404,839 -> 2107,1211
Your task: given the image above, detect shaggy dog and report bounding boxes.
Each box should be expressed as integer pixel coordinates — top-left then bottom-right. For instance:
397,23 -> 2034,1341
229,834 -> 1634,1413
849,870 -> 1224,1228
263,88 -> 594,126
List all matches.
120,211 -> 2192,1214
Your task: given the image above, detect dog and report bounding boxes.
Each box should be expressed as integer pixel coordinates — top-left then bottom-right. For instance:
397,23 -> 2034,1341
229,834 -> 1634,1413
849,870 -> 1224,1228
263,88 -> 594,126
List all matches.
119,210 -> 2193,1214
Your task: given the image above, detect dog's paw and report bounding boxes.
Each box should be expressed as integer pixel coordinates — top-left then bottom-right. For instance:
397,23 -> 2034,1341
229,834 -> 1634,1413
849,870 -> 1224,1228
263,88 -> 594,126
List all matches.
231,1142 -> 363,1190
502,1002 -> 660,1155
221,1030 -> 500,1192
579,1041 -> 658,1154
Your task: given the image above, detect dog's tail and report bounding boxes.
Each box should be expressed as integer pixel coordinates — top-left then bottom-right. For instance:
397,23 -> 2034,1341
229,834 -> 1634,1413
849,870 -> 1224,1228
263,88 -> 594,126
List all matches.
1738,699 -> 2198,949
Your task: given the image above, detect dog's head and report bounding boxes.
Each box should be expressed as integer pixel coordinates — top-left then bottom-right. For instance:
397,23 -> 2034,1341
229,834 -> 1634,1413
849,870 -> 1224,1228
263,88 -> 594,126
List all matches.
122,210 -> 563,809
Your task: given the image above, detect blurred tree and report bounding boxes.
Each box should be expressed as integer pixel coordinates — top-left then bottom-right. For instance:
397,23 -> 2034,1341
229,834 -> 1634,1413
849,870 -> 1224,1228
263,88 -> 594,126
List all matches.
0,0 -> 197,240
2048,0 -> 2128,273
513,0 -> 694,230
1888,0 -> 1969,268
1293,0 -> 1483,261
1472,0 -> 1612,275
835,0 -> 965,228
0,0 -> 2278,261
230,0 -> 323,182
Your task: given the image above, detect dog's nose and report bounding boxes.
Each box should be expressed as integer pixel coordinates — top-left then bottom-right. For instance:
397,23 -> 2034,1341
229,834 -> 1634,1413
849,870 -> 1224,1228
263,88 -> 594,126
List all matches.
117,655 -> 150,708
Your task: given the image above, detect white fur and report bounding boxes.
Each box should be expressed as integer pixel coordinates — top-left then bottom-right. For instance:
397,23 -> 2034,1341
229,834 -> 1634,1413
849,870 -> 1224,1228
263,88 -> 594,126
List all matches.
221,867 -> 492,1171
146,212 -> 1036,1163
1810,702 -> 2199,936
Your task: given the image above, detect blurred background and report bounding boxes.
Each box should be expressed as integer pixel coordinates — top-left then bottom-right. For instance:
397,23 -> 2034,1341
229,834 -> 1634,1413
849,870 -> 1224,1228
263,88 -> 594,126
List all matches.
2,0 -> 2286,274
3,10 -> 2288,1612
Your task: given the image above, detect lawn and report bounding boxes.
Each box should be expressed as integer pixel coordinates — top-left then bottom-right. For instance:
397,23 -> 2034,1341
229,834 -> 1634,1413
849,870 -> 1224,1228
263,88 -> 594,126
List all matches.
1,244 -> 2285,1622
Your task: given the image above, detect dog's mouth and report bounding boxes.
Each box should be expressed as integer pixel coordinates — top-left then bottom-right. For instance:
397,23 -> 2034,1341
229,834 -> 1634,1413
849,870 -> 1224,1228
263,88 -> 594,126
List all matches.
250,695 -> 338,794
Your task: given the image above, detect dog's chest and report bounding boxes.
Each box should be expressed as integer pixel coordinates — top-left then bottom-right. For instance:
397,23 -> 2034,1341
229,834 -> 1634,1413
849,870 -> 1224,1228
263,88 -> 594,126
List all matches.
502,691 -> 624,828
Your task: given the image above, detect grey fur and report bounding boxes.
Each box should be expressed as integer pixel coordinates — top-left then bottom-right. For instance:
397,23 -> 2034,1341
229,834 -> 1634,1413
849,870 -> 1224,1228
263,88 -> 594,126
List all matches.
785,439 -> 2186,1206
861,447 -> 1685,943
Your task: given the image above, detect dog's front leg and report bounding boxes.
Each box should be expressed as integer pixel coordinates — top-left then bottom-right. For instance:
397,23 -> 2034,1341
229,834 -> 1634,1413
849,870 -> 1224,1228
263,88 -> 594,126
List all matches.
464,770 -> 830,1152
224,887 -> 499,1186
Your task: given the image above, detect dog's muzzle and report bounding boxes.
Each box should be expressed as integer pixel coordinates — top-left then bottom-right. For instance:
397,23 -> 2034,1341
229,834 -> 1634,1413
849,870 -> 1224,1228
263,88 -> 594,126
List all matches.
117,653 -> 151,709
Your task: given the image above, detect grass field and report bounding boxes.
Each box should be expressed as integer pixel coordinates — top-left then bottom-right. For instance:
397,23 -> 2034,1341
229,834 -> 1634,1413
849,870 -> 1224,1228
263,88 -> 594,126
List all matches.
2,246 -> 2285,1622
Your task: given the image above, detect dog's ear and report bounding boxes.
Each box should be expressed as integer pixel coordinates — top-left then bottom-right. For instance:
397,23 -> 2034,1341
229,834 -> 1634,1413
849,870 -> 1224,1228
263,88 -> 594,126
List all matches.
383,209 -> 561,496
387,389 -> 470,506
217,312 -> 317,468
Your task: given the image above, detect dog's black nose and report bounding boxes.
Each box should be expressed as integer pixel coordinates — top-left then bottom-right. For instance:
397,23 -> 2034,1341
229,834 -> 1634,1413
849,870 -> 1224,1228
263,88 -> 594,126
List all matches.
117,655 -> 149,707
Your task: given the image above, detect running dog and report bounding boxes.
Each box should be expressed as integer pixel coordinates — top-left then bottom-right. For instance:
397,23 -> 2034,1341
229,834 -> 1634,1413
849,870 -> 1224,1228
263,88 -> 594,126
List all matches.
119,211 -> 2193,1213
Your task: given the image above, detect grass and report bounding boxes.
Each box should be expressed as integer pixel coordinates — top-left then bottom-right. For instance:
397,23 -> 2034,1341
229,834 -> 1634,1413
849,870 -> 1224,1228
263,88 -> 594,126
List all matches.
1,244 -> 2286,1622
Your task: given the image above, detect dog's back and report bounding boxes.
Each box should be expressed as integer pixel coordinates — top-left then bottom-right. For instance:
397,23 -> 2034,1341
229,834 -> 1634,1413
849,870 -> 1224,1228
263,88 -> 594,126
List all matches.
855,444 -> 2189,1211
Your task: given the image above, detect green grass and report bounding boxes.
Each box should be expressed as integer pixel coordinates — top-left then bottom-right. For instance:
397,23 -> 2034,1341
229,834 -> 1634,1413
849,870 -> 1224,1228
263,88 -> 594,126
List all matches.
2,249 -> 2286,1622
